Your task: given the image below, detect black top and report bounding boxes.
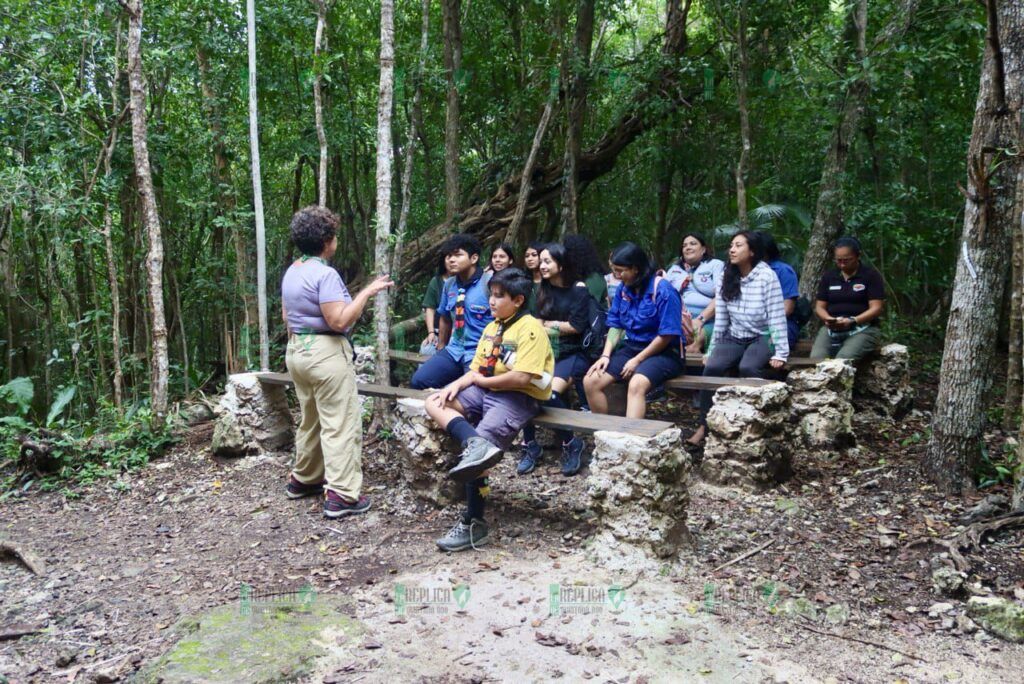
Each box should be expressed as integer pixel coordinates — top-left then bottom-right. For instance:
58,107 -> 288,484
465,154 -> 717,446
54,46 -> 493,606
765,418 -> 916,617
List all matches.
536,282 -> 593,358
816,265 -> 885,321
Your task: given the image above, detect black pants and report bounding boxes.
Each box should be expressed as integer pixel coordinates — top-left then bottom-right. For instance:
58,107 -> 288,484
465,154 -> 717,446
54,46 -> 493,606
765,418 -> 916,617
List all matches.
699,334 -> 773,425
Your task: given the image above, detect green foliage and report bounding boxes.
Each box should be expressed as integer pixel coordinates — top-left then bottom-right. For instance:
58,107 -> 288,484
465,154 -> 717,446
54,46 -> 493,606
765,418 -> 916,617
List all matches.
976,441 -> 1020,490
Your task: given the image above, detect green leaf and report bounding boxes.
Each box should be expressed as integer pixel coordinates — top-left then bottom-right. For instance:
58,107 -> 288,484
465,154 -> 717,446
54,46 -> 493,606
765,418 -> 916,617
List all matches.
46,386 -> 76,426
0,377 -> 34,415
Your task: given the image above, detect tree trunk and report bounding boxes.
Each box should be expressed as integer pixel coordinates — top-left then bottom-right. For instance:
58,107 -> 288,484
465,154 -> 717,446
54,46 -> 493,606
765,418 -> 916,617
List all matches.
392,0 -> 430,276
925,0 -> 1023,494
246,0 -> 270,370
126,0 -> 169,423
734,0 -> 751,227
559,0 -> 596,237
373,0 -> 395,385
313,0 -> 329,207
395,0 -> 693,284
506,90 -> 557,249
442,0 -> 462,223
102,30 -> 125,409
1006,209 -> 1022,429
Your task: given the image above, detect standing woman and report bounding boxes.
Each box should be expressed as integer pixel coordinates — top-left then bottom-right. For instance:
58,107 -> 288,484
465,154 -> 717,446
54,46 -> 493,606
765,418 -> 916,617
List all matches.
664,233 -> 724,354
584,242 -> 685,419
488,242 -> 516,273
690,231 -> 788,445
280,206 -> 393,517
810,237 -> 885,360
518,244 -> 593,476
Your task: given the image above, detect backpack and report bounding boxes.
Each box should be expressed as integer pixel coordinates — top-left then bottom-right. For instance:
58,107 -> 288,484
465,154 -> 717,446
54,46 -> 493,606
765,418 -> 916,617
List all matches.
794,295 -> 813,329
580,287 -> 609,361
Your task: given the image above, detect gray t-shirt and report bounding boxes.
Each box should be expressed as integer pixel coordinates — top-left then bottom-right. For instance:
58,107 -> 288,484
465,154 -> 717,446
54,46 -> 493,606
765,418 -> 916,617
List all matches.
281,259 -> 352,332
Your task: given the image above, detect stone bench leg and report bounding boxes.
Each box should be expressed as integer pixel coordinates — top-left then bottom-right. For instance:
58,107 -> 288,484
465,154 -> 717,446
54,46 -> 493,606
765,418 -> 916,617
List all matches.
853,343 -> 914,421
586,428 -> 691,567
214,373 -> 294,456
788,359 -> 856,458
388,398 -> 461,506
702,382 -> 791,490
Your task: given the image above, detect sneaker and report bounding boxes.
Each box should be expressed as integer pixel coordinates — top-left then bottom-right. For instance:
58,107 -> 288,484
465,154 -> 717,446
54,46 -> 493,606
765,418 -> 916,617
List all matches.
323,490 -> 371,518
560,436 -> 585,476
447,437 -> 503,483
645,385 -> 667,403
286,475 -> 324,499
436,517 -> 489,552
517,441 -> 542,475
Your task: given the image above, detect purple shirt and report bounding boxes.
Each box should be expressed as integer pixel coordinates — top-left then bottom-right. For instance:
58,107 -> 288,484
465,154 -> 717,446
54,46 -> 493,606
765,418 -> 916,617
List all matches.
281,259 -> 352,332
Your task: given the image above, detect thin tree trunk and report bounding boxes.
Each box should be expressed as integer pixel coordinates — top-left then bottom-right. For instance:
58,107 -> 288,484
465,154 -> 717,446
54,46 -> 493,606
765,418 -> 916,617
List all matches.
126,0 -> 169,422
170,268 -> 189,397
102,27 -> 125,409
925,0 -> 1022,494
313,0 -> 329,207
392,0 -> 430,276
246,0 -> 270,370
442,0 -> 462,223
374,0 -> 395,386
507,90 -> 557,248
1006,212 -> 1022,429
734,0 -> 751,226
559,0 -> 596,237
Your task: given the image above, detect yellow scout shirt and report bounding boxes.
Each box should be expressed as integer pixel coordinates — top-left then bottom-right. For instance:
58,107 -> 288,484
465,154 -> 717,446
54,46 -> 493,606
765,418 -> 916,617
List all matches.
470,314 -> 554,401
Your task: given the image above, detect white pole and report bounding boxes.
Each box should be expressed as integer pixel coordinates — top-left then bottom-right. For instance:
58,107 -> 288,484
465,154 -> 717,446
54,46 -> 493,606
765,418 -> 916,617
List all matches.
247,0 -> 269,370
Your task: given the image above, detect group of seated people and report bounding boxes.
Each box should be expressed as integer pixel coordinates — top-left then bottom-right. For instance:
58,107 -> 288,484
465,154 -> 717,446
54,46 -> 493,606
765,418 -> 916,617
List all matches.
279,205 -> 885,553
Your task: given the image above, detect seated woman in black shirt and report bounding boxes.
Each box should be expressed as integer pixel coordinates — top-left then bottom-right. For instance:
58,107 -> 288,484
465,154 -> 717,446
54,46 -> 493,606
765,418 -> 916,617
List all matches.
517,243 -> 594,477
810,237 -> 885,360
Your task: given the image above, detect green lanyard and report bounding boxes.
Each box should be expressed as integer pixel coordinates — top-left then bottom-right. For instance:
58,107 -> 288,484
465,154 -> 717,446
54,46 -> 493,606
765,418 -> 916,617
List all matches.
300,255 -> 328,266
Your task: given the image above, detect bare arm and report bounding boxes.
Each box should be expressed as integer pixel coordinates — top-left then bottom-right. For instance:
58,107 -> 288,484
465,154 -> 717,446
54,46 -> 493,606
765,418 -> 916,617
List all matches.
474,370 -> 536,391
319,275 -> 393,332
438,315 -> 452,347
855,299 -> 884,325
784,299 -> 795,317
630,335 -> 671,363
814,299 -> 831,323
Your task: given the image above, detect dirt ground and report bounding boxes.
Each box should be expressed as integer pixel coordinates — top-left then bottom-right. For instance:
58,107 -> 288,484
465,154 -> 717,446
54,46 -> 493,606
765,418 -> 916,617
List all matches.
2,372 -> 1024,683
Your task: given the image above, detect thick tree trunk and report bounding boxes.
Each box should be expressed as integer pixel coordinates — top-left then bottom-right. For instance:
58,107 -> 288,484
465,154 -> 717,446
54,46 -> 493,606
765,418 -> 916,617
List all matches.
925,0 -> 1023,494
559,0 -> 596,237
313,0 -> 329,207
442,0 -> 462,222
373,0 -> 395,385
392,0 -> 430,276
246,0 -> 270,370
396,0 -> 693,284
126,0 -> 170,423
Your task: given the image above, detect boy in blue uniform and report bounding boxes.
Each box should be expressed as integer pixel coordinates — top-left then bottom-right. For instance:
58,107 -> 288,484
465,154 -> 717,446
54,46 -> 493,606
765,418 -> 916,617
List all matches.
425,268 -> 555,552
411,234 -> 494,390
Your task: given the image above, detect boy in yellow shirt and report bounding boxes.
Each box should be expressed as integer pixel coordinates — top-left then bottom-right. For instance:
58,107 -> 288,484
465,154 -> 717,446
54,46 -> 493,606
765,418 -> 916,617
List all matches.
426,268 -> 554,552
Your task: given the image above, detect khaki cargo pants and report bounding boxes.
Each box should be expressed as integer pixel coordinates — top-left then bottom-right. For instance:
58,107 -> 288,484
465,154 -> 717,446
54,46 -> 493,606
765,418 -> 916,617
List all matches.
285,333 -> 363,501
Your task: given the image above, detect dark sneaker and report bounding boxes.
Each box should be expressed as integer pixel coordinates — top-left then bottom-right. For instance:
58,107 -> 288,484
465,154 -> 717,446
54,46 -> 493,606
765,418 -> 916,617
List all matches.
560,436 -> 585,476
323,490 -> 371,518
436,517 -> 489,552
448,437 -> 503,482
286,475 -> 324,500
645,384 -> 667,403
517,441 -> 542,475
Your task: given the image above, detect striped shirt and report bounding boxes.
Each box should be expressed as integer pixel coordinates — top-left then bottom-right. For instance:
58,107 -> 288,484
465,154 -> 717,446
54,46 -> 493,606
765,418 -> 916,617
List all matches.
712,261 -> 790,361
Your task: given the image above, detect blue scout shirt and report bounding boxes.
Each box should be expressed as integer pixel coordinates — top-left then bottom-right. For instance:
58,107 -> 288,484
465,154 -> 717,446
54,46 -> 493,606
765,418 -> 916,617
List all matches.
437,267 -> 494,364
606,276 -> 684,345
768,259 -> 800,346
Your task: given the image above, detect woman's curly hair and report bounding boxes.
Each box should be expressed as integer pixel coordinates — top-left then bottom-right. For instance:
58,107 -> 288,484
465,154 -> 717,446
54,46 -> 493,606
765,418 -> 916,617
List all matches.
290,205 -> 340,256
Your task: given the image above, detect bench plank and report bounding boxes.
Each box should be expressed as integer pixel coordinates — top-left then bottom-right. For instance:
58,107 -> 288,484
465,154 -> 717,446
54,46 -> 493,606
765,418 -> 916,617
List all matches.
388,349 -> 819,369
665,376 -> 774,391
255,373 -> 673,438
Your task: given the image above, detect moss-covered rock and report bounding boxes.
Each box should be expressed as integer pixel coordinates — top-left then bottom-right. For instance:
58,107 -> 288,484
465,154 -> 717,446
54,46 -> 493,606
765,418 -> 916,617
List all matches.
966,597 -> 1024,643
135,596 -> 362,683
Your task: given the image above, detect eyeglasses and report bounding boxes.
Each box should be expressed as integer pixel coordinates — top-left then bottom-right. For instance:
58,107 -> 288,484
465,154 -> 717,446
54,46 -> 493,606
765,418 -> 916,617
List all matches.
834,257 -> 857,264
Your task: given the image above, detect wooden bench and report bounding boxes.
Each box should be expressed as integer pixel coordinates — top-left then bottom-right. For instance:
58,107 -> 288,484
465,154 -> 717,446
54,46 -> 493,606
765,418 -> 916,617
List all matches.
389,349 -> 819,370
255,372 -> 674,438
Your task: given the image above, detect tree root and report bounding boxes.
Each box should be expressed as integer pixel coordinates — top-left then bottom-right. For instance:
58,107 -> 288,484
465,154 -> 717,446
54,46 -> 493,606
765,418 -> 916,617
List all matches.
903,510 -> 1024,573
0,540 -> 46,575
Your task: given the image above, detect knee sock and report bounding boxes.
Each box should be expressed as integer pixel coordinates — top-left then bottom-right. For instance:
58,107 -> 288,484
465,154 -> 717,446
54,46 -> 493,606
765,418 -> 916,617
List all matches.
522,423 -> 536,444
464,477 -> 488,522
446,416 -> 478,447
546,392 -> 573,444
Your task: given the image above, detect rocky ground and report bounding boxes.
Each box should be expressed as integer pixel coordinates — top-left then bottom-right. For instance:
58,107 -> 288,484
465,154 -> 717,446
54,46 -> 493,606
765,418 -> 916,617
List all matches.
2,371 -> 1024,683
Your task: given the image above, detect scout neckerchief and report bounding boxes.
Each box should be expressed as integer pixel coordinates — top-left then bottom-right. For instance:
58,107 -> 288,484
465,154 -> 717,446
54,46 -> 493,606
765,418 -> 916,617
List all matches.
478,310 -> 526,377
300,255 -> 328,265
453,267 -> 483,342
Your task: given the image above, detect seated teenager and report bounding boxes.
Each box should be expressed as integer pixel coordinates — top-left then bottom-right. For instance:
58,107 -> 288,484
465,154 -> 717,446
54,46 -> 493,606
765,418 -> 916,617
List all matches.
411,235 -> 493,390
419,254 -> 452,357
487,242 -> 516,273
584,242 -> 685,419
425,268 -> 554,552
517,244 -> 594,477
664,232 -> 724,354
690,231 -> 789,445
755,231 -> 801,349
564,234 -> 611,306
810,237 -> 885,360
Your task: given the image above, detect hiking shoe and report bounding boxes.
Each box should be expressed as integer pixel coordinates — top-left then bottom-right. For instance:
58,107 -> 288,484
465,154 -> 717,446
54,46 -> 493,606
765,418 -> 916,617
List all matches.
323,490 -> 371,518
436,517 -> 489,552
517,440 -> 542,475
645,384 -> 667,403
560,436 -> 585,476
285,475 -> 324,500
448,437 -> 503,483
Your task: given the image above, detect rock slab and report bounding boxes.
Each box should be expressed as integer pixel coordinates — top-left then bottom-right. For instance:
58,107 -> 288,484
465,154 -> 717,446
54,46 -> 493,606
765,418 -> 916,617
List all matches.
389,398 -> 461,506
853,343 -> 914,419
967,596 -> 1024,643
214,373 -> 293,456
787,359 -> 856,457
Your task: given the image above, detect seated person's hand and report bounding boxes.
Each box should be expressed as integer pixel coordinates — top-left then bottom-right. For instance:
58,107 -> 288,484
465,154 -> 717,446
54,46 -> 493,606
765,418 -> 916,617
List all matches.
681,310 -> 695,339
769,358 -> 785,370
586,356 -> 609,378
426,391 -> 446,408
620,356 -> 641,379
438,381 -> 462,404
421,332 -> 437,348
